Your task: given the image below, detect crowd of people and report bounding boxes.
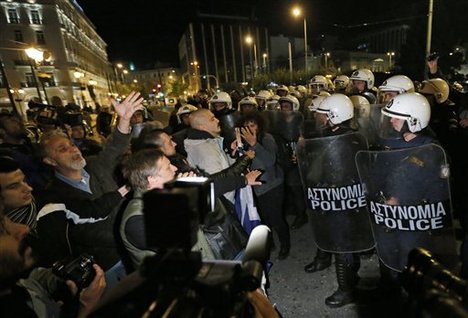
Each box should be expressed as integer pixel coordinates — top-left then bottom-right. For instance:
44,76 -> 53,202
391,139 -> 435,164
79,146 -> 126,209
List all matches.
1,55 -> 468,316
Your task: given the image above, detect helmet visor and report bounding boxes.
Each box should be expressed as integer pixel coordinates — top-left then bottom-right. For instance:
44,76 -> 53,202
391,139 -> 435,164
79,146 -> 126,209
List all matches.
379,110 -> 408,139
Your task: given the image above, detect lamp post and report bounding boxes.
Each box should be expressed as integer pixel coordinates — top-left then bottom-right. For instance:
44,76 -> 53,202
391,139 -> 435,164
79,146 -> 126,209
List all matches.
288,41 -> 293,85
387,52 -> 395,70
73,71 -> 85,107
0,56 -> 17,111
202,74 -> 219,90
425,0 -> 434,67
292,6 -> 308,73
324,52 -> 330,71
190,61 -> 200,92
25,47 -> 48,103
245,35 -> 258,78
262,53 -> 268,73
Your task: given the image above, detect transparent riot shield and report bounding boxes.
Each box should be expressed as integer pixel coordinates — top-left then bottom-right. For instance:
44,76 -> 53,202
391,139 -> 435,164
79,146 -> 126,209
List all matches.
354,103 -> 384,150
355,144 -> 458,272
260,110 -> 304,142
296,132 -> 375,253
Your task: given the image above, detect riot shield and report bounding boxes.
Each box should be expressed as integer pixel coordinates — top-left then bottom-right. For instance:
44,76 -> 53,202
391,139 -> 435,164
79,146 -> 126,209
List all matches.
296,132 -> 374,253
355,144 -> 457,272
260,110 -> 304,142
259,110 -> 281,137
354,103 -> 384,150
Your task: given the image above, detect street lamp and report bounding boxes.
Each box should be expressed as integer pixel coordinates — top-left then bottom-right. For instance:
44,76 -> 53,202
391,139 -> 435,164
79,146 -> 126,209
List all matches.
262,53 -> 268,72
425,0 -> 434,75
202,74 -> 219,90
73,71 -> 85,107
387,52 -> 395,70
190,61 -> 200,92
324,52 -> 330,71
245,35 -> 258,78
292,6 -> 308,73
0,56 -> 16,111
25,47 -> 49,104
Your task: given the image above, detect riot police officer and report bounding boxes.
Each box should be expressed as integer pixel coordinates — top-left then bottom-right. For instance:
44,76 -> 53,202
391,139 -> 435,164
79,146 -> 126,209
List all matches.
355,92 -> 457,298
276,95 -> 308,229
349,68 -> 377,104
300,94 -> 374,307
333,75 -> 350,94
377,75 -> 415,104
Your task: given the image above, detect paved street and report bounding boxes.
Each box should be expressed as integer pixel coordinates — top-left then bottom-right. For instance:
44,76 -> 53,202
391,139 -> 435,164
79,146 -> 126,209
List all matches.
267,216 -> 414,318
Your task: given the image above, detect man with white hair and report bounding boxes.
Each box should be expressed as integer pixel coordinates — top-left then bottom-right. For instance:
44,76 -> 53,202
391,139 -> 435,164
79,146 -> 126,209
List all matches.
36,92 -> 143,287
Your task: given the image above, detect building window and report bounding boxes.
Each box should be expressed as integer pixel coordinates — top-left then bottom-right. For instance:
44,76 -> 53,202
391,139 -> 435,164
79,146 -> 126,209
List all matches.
30,10 -> 41,24
7,9 -> 19,24
36,31 -> 45,45
14,30 -> 23,43
25,73 -> 36,87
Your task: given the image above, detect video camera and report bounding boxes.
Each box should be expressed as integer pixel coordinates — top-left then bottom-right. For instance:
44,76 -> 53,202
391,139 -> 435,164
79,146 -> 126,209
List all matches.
91,177 -> 270,318
402,247 -> 468,317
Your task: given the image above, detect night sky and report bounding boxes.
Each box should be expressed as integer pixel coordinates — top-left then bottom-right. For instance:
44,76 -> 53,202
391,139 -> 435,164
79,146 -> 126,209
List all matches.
76,0 -> 467,69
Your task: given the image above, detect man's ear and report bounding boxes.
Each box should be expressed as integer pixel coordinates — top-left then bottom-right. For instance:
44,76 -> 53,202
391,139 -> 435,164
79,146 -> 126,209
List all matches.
147,175 -> 160,188
43,157 -> 57,167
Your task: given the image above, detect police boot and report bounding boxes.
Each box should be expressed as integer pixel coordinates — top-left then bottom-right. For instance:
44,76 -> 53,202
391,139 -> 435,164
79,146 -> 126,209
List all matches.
325,262 -> 358,308
304,249 -> 332,273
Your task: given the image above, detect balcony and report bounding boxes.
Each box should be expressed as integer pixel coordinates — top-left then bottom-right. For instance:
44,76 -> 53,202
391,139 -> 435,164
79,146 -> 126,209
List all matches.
20,81 -> 57,88
14,59 -> 54,67
14,59 -> 31,66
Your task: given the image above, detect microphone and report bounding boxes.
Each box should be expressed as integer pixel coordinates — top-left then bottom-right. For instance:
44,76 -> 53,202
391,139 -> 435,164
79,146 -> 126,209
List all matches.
243,225 -> 271,265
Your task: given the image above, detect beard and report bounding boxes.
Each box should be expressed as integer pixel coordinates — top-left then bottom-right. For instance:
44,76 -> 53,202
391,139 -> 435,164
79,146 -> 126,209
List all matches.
68,155 -> 87,170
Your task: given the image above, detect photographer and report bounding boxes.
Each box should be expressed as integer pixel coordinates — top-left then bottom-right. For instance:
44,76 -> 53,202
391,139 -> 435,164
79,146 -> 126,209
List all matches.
0,203 -> 106,318
120,148 -> 261,269
427,52 -> 448,81
120,148 -> 207,269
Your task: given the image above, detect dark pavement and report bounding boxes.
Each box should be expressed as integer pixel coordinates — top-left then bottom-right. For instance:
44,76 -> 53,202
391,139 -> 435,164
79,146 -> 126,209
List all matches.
266,216 -> 422,318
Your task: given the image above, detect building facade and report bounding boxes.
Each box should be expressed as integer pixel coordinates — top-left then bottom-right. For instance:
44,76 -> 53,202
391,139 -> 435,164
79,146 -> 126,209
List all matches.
178,13 -> 271,93
0,0 -> 113,116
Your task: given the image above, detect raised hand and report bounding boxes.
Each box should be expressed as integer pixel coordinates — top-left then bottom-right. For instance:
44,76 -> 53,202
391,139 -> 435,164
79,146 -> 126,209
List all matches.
112,91 -> 144,132
241,126 -> 257,147
245,169 -> 262,186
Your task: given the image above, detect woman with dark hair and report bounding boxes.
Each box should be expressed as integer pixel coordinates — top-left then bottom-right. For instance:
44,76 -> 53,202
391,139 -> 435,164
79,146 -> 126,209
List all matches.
238,113 -> 291,259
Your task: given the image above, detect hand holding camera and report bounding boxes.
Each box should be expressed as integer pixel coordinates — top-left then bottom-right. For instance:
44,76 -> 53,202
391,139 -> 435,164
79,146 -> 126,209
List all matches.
52,253 -> 97,290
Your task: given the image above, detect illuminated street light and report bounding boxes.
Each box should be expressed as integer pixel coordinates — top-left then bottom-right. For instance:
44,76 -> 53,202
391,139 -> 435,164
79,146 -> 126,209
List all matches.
201,74 -> 219,90
324,52 -> 330,70
262,53 -> 268,72
25,47 -> 44,62
73,71 -> 84,79
190,61 -> 200,91
245,35 -> 258,78
387,52 -> 395,70
292,5 -> 308,73
25,47 -> 49,103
